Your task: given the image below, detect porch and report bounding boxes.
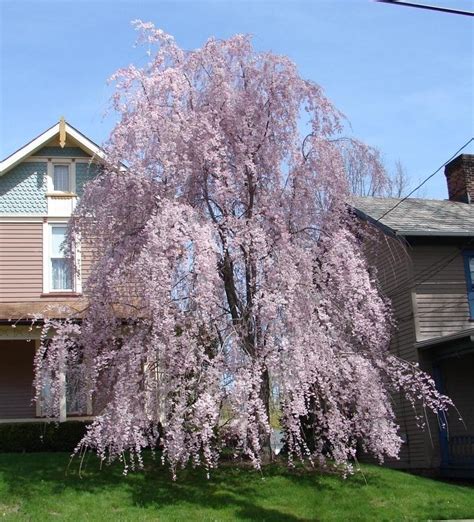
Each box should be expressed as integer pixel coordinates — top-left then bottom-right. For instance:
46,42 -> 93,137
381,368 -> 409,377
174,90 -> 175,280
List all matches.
0,340 -> 36,420
421,330 -> 474,479
0,335 -> 92,423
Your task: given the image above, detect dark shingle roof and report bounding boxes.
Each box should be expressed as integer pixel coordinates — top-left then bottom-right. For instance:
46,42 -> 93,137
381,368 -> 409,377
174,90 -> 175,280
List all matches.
351,196 -> 474,237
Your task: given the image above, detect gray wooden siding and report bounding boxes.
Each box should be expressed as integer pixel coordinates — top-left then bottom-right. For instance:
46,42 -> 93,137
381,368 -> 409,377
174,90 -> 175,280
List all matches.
0,340 -> 36,418
364,232 -> 473,470
363,228 -> 438,469
364,231 -> 418,361
412,244 -> 471,341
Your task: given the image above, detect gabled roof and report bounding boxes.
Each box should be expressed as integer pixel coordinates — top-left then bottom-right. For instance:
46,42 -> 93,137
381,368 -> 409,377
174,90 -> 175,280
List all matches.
0,120 -> 106,176
352,196 -> 474,237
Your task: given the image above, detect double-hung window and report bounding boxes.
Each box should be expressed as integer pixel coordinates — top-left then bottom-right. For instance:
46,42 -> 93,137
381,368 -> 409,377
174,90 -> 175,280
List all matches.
464,251 -> 474,320
50,225 -> 73,291
53,164 -> 70,192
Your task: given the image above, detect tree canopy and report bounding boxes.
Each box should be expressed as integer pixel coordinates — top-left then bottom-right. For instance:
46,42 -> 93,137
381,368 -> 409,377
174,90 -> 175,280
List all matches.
34,23 -> 450,478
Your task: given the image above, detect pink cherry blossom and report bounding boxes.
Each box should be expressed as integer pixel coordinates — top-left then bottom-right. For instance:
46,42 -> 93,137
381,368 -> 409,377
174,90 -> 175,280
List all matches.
34,23 -> 451,478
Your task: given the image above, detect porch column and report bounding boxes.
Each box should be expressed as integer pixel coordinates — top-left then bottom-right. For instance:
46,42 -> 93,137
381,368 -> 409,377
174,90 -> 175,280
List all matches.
58,349 -> 67,423
432,364 -> 449,468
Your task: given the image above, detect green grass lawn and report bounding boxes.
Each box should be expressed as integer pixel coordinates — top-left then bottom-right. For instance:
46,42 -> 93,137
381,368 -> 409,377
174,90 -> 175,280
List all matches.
0,453 -> 473,521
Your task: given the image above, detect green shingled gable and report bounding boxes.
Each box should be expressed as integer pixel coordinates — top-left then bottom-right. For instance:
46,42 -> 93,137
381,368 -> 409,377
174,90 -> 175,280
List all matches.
0,162 -> 47,214
0,160 -> 100,214
35,146 -> 90,158
76,162 -> 100,197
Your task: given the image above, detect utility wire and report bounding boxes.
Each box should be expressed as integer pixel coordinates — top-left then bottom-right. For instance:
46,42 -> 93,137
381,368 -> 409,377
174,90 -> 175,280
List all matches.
375,0 -> 474,17
388,244 -> 468,300
376,137 -> 474,223
355,140 -> 473,314
398,301 -> 472,324
369,236 -> 473,328
372,237 -> 472,302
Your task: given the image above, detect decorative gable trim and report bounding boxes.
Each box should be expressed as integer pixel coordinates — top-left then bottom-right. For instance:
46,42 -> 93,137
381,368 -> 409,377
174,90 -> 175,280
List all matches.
0,121 -> 105,177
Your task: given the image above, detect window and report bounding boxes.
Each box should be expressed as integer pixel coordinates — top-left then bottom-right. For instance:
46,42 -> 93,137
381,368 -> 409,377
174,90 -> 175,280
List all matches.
38,370 -> 53,417
43,222 -> 81,295
37,340 -> 89,418
53,164 -> 70,192
50,225 -> 73,291
464,251 -> 474,319
47,160 -> 76,196
66,366 -> 88,415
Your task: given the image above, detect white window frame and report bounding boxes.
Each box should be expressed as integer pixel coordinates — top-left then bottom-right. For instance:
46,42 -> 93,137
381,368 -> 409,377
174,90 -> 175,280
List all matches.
42,219 -> 82,294
47,159 -> 76,194
50,224 -> 73,292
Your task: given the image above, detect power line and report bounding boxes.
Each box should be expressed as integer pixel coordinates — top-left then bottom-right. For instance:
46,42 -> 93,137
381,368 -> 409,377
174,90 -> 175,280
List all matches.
369,231 -> 472,302
388,240 -> 472,301
367,234 -> 473,330
375,0 -> 474,17
398,301 -> 472,324
376,137 -> 474,223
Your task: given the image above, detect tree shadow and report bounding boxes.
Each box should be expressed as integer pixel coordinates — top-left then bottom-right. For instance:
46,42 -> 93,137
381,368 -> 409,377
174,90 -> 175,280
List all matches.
7,454 -> 461,520
0,453 -> 335,521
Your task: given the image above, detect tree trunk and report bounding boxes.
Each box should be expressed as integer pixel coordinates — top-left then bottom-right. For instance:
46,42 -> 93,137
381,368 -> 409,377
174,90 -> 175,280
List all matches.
260,366 -> 272,462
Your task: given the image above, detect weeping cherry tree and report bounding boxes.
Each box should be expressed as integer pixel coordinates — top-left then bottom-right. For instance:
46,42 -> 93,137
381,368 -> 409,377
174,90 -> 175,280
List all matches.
34,22 -> 451,478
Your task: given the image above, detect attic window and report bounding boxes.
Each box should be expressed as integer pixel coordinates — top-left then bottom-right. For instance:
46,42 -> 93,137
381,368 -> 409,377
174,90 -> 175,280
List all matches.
53,164 -> 70,192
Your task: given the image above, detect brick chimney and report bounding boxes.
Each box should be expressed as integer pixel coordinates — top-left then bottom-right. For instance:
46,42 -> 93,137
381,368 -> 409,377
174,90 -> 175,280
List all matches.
444,154 -> 474,204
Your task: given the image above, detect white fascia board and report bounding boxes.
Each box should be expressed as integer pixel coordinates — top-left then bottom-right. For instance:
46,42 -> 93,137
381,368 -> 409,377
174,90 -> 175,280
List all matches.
65,123 -> 106,161
0,123 -> 60,176
0,215 -> 45,222
0,121 -> 106,177
398,230 -> 474,237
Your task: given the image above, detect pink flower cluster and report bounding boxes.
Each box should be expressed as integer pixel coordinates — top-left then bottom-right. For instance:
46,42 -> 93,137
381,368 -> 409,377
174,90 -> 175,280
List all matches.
34,23 -> 451,478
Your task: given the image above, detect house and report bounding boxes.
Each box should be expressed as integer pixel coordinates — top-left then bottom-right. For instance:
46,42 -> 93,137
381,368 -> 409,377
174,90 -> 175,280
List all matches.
1,122 -> 473,476
0,119 -> 103,422
352,154 -> 474,478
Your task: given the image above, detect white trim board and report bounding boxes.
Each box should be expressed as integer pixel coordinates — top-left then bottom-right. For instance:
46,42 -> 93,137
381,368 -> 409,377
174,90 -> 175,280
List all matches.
24,157 -> 96,163
0,216 -> 45,222
0,216 -> 75,222
0,417 -> 94,424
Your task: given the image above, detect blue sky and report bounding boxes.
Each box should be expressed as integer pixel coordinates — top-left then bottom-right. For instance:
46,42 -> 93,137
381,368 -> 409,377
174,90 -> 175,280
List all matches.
1,0 -> 473,198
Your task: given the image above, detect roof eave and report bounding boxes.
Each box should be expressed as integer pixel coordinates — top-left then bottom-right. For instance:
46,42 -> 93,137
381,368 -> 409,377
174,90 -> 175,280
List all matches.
399,230 -> 474,237
417,328 -> 474,349
351,207 -> 398,238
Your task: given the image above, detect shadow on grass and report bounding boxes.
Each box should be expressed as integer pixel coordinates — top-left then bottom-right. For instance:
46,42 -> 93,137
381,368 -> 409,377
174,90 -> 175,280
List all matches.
0,453 -> 343,521
3,453 -> 469,521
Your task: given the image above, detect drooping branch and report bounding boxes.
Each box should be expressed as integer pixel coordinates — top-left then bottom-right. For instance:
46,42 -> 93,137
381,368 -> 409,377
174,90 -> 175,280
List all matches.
33,23 -> 452,478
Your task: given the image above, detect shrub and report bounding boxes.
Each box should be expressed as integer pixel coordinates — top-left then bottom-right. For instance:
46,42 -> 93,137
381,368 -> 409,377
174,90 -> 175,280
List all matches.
0,421 -> 91,452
